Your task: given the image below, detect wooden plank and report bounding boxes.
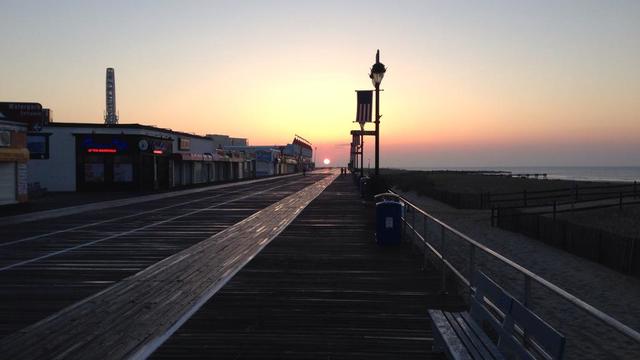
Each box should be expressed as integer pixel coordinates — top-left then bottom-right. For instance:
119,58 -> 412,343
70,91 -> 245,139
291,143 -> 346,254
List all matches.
429,310 -> 473,360
457,312 -> 504,360
0,175 -> 323,338
151,177 -> 464,359
0,173 -> 337,359
444,311 -> 482,360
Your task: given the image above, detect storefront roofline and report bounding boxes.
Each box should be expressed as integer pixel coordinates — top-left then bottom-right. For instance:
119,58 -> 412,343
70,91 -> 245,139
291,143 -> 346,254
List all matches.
43,122 -> 213,141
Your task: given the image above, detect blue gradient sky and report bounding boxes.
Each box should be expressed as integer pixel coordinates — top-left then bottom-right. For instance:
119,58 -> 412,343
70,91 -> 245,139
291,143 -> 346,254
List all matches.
1,0 -> 639,166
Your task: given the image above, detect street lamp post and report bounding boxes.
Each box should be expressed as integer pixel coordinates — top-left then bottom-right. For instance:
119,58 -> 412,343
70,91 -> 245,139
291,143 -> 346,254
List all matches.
360,123 -> 364,177
369,49 -> 386,176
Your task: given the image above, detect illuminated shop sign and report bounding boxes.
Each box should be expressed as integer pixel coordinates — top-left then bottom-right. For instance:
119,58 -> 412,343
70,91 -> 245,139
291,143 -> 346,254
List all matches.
88,148 -> 117,153
81,137 -> 129,152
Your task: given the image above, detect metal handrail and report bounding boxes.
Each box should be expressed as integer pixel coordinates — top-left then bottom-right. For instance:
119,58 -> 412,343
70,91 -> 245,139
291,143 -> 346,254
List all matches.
390,190 -> 640,344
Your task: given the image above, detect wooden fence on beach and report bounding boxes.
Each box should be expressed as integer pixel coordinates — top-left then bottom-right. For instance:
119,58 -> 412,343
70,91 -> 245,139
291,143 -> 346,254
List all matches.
494,205 -> 640,278
482,181 -> 639,209
395,181 -> 640,210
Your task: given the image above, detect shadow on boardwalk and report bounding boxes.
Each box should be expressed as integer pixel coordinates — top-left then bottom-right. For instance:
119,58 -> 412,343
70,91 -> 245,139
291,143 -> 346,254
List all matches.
152,175 -> 464,359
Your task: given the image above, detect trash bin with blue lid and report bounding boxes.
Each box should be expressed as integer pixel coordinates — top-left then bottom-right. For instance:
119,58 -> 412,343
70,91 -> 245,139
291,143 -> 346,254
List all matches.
375,193 -> 403,246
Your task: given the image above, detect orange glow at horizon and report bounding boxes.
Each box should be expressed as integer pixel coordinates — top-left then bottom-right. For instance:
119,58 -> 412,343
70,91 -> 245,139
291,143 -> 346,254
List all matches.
1,1 -> 638,166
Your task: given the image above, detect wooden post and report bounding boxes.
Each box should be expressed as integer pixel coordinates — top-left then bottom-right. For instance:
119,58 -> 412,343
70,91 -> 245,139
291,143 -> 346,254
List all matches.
523,189 -> 528,207
619,192 -> 623,210
553,201 -> 557,221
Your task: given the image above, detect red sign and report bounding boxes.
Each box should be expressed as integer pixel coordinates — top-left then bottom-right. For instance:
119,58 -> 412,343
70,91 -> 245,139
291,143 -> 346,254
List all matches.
88,148 -> 117,153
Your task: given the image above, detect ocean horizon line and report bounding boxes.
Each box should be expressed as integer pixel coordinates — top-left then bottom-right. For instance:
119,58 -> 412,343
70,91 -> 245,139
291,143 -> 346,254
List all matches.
386,166 -> 640,183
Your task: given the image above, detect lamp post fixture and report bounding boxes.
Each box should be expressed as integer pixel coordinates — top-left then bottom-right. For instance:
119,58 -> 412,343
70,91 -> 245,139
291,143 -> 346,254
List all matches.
369,49 -> 386,176
360,123 -> 364,177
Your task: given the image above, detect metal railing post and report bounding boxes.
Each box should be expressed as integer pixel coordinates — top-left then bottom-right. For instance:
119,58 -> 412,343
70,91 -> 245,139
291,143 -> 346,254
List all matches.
523,274 -> 532,345
412,206 -> 417,250
440,224 -> 447,294
469,245 -> 476,285
423,212 -> 428,270
524,274 -> 531,308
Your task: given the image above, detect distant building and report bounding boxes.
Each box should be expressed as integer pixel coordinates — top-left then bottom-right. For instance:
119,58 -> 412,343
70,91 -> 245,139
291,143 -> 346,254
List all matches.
0,119 -> 29,205
226,135 -> 314,178
206,134 -> 248,148
28,122 -> 254,192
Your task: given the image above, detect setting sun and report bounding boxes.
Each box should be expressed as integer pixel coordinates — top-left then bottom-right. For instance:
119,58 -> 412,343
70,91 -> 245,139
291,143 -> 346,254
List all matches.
323,158 -> 331,165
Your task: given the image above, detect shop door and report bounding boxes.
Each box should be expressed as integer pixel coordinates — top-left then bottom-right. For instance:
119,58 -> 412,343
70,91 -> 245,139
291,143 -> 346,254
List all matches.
0,162 -> 16,205
156,157 -> 169,189
140,155 -> 156,190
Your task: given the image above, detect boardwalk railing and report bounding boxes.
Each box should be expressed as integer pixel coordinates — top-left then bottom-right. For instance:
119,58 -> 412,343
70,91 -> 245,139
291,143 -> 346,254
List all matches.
389,190 -> 640,357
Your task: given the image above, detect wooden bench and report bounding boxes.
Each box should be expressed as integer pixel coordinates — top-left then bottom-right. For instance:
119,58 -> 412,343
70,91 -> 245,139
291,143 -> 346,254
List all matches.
428,271 -> 566,360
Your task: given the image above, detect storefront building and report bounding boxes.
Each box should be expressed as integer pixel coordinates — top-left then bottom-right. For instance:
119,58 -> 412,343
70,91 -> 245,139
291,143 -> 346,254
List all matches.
75,133 -> 172,191
28,122 -> 254,192
0,120 -> 29,205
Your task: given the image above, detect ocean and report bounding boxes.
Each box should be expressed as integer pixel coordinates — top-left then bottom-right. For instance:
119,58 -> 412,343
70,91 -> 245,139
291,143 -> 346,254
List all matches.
397,166 -> 640,183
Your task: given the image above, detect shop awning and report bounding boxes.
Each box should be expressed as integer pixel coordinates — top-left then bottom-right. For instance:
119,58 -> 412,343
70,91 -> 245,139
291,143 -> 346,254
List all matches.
173,153 -> 205,161
0,148 -> 29,162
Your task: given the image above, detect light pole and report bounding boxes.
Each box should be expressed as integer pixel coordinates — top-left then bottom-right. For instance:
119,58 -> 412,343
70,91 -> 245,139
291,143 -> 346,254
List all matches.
360,124 -> 364,177
369,49 -> 386,176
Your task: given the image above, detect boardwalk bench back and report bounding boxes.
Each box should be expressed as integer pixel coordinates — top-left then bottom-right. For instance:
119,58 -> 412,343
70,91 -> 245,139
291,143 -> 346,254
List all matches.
429,271 -> 565,360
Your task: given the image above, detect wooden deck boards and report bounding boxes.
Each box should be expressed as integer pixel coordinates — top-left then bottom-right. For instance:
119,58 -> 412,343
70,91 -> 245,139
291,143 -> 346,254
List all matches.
150,176 -> 465,360
0,173 -> 336,359
0,175 -> 324,338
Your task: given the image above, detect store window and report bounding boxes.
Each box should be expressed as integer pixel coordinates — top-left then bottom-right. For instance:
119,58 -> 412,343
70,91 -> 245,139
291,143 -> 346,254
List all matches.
84,155 -> 104,182
27,134 -> 50,159
113,155 -> 133,182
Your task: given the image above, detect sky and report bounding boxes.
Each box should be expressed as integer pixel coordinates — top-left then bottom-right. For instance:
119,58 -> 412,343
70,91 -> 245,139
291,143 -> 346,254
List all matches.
1,0 -> 639,167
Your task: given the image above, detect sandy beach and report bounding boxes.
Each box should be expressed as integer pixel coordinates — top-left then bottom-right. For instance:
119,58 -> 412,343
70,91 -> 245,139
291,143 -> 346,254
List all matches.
397,189 -> 640,360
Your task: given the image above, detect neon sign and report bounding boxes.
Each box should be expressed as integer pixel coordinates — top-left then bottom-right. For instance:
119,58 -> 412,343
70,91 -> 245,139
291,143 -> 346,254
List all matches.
153,150 -> 163,155
88,148 -> 117,153
81,137 -> 129,152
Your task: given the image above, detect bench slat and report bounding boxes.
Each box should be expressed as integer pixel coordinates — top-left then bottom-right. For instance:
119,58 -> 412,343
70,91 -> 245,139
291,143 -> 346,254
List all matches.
444,311 -> 486,359
458,312 -> 505,360
429,310 -> 473,360
428,271 -> 565,360
500,300 -> 566,360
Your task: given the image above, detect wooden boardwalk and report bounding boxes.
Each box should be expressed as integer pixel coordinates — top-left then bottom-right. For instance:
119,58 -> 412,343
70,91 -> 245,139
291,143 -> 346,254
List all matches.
151,175 -> 464,359
0,173 -> 337,359
0,174 -> 323,339
0,173 -> 466,359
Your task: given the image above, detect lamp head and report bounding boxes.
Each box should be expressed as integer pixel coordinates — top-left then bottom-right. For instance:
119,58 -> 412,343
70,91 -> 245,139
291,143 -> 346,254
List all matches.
369,49 -> 386,87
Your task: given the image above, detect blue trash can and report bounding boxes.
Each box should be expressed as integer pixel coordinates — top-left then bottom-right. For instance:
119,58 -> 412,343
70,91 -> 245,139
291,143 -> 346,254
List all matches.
375,193 -> 403,246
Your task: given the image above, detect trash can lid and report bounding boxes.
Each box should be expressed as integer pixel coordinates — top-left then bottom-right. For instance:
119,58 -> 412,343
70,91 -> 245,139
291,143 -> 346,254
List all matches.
374,192 -> 401,202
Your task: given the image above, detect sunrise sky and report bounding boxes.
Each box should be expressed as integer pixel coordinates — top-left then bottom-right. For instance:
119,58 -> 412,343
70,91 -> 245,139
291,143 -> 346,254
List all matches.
1,0 -> 638,167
